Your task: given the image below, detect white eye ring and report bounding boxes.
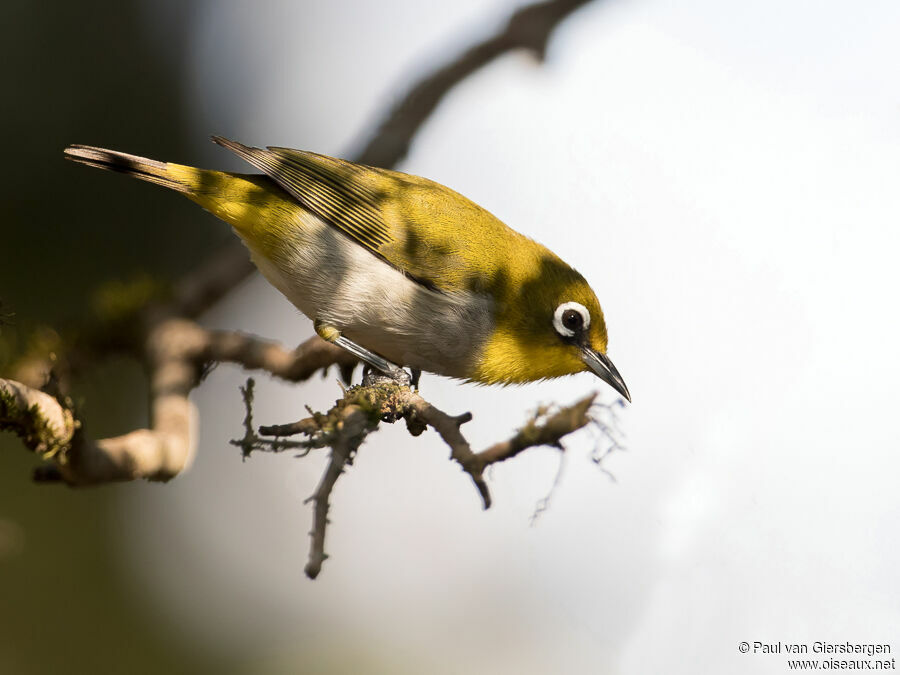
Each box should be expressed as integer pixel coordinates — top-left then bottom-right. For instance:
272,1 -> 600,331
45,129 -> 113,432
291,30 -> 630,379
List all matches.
553,301 -> 590,338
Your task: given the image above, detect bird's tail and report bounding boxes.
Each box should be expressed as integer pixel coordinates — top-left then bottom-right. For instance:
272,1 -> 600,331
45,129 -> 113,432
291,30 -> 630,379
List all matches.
63,145 -> 200,193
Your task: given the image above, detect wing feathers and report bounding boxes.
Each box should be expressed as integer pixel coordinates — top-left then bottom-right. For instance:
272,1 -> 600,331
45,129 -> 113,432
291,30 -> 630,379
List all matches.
211,136 -> 393,252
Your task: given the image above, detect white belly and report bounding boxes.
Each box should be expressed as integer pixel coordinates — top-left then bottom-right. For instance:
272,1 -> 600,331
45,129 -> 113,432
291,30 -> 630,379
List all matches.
238,212 -> 493,379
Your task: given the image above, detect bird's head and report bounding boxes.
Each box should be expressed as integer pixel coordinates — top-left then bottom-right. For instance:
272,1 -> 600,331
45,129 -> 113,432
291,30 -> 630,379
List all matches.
472,256 -> 630,401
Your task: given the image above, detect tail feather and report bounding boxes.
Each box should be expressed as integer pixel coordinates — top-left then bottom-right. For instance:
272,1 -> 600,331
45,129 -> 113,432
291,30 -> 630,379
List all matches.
63,145 -> 190,193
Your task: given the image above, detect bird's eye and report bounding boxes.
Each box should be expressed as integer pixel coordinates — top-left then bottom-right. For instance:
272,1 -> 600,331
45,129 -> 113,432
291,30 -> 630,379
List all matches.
562,309 -> 582,331
553,301 -> 590,338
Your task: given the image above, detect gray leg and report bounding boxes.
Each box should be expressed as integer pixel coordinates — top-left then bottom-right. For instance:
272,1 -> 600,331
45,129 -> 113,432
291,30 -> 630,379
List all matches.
334,335 -> 409,382
316,320 -> 409,384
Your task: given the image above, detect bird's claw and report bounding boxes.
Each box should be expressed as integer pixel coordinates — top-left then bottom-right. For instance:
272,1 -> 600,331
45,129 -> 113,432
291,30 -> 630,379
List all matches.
362,364 -> 412,387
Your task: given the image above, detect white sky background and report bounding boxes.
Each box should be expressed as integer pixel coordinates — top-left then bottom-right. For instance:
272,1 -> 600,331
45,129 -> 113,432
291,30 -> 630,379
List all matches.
123,1 -> 900,673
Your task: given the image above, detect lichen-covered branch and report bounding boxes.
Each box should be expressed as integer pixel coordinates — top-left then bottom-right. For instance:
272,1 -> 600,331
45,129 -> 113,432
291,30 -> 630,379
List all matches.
3,325 -> 357,485
0,378 -> 75,461
244,374 -> 598,577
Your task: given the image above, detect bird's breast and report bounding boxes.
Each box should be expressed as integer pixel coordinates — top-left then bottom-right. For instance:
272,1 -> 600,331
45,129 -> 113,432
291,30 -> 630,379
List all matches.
240,211 -> 495,379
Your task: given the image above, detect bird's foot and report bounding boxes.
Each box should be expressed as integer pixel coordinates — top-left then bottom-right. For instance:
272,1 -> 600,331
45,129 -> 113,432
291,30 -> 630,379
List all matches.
361,364 -> 412,388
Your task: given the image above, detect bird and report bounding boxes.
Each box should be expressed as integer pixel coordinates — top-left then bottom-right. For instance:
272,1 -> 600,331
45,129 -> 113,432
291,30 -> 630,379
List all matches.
63,138 -> 630,401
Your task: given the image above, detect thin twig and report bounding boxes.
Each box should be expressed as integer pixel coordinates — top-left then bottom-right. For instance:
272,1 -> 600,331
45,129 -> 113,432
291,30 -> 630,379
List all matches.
303,406 -> 373,579
247,377 -> 599,576
530,445 -> 568,526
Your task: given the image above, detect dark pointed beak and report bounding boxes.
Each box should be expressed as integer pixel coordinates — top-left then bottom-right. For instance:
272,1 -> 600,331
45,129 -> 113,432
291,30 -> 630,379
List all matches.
582,348 -> 631,402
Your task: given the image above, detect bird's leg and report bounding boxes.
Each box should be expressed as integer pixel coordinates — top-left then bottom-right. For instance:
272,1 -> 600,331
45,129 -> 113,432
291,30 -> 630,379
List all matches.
315,320 -> 410,385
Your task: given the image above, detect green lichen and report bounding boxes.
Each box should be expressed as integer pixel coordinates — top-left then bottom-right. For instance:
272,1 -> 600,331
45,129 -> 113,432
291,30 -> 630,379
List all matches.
341,381 -> 405,425
0,385 -> 74,462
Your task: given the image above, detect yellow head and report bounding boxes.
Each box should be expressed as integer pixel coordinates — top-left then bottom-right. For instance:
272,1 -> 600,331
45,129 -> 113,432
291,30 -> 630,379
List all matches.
472,254 -> 630,400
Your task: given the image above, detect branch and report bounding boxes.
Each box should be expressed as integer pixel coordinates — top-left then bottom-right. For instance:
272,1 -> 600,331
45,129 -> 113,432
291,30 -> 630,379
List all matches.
244,373 -> 598,577
0,378 -> 75,461
399,389 -> 597,508
3,324 -> 357,485
355,0 -> 594,168
303,405 -> 373,578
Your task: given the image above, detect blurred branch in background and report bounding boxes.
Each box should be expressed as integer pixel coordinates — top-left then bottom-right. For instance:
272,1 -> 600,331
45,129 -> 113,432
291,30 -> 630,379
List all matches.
2,329 -> 356,485
1,0 -> 598,577
356,0 -> 593,167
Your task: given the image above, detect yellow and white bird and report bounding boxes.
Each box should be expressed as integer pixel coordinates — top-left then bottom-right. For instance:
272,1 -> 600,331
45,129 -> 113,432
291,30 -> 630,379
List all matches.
64,138 -> 630,400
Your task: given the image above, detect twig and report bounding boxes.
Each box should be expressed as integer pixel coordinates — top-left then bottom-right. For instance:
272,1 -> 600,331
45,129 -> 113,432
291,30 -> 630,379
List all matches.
230,379 -> 315,457
530,446 -> 568,526
399,392 -> 598,508
248,376 -> 598,576
303,405 -> 373,579
588,399 -> 627,482
397,391 -> 492,506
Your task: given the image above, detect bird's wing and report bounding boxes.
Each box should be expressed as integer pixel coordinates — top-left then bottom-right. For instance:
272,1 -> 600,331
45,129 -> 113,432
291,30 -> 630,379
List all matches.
212,136 -> 522,294
213,136 -> 400,250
